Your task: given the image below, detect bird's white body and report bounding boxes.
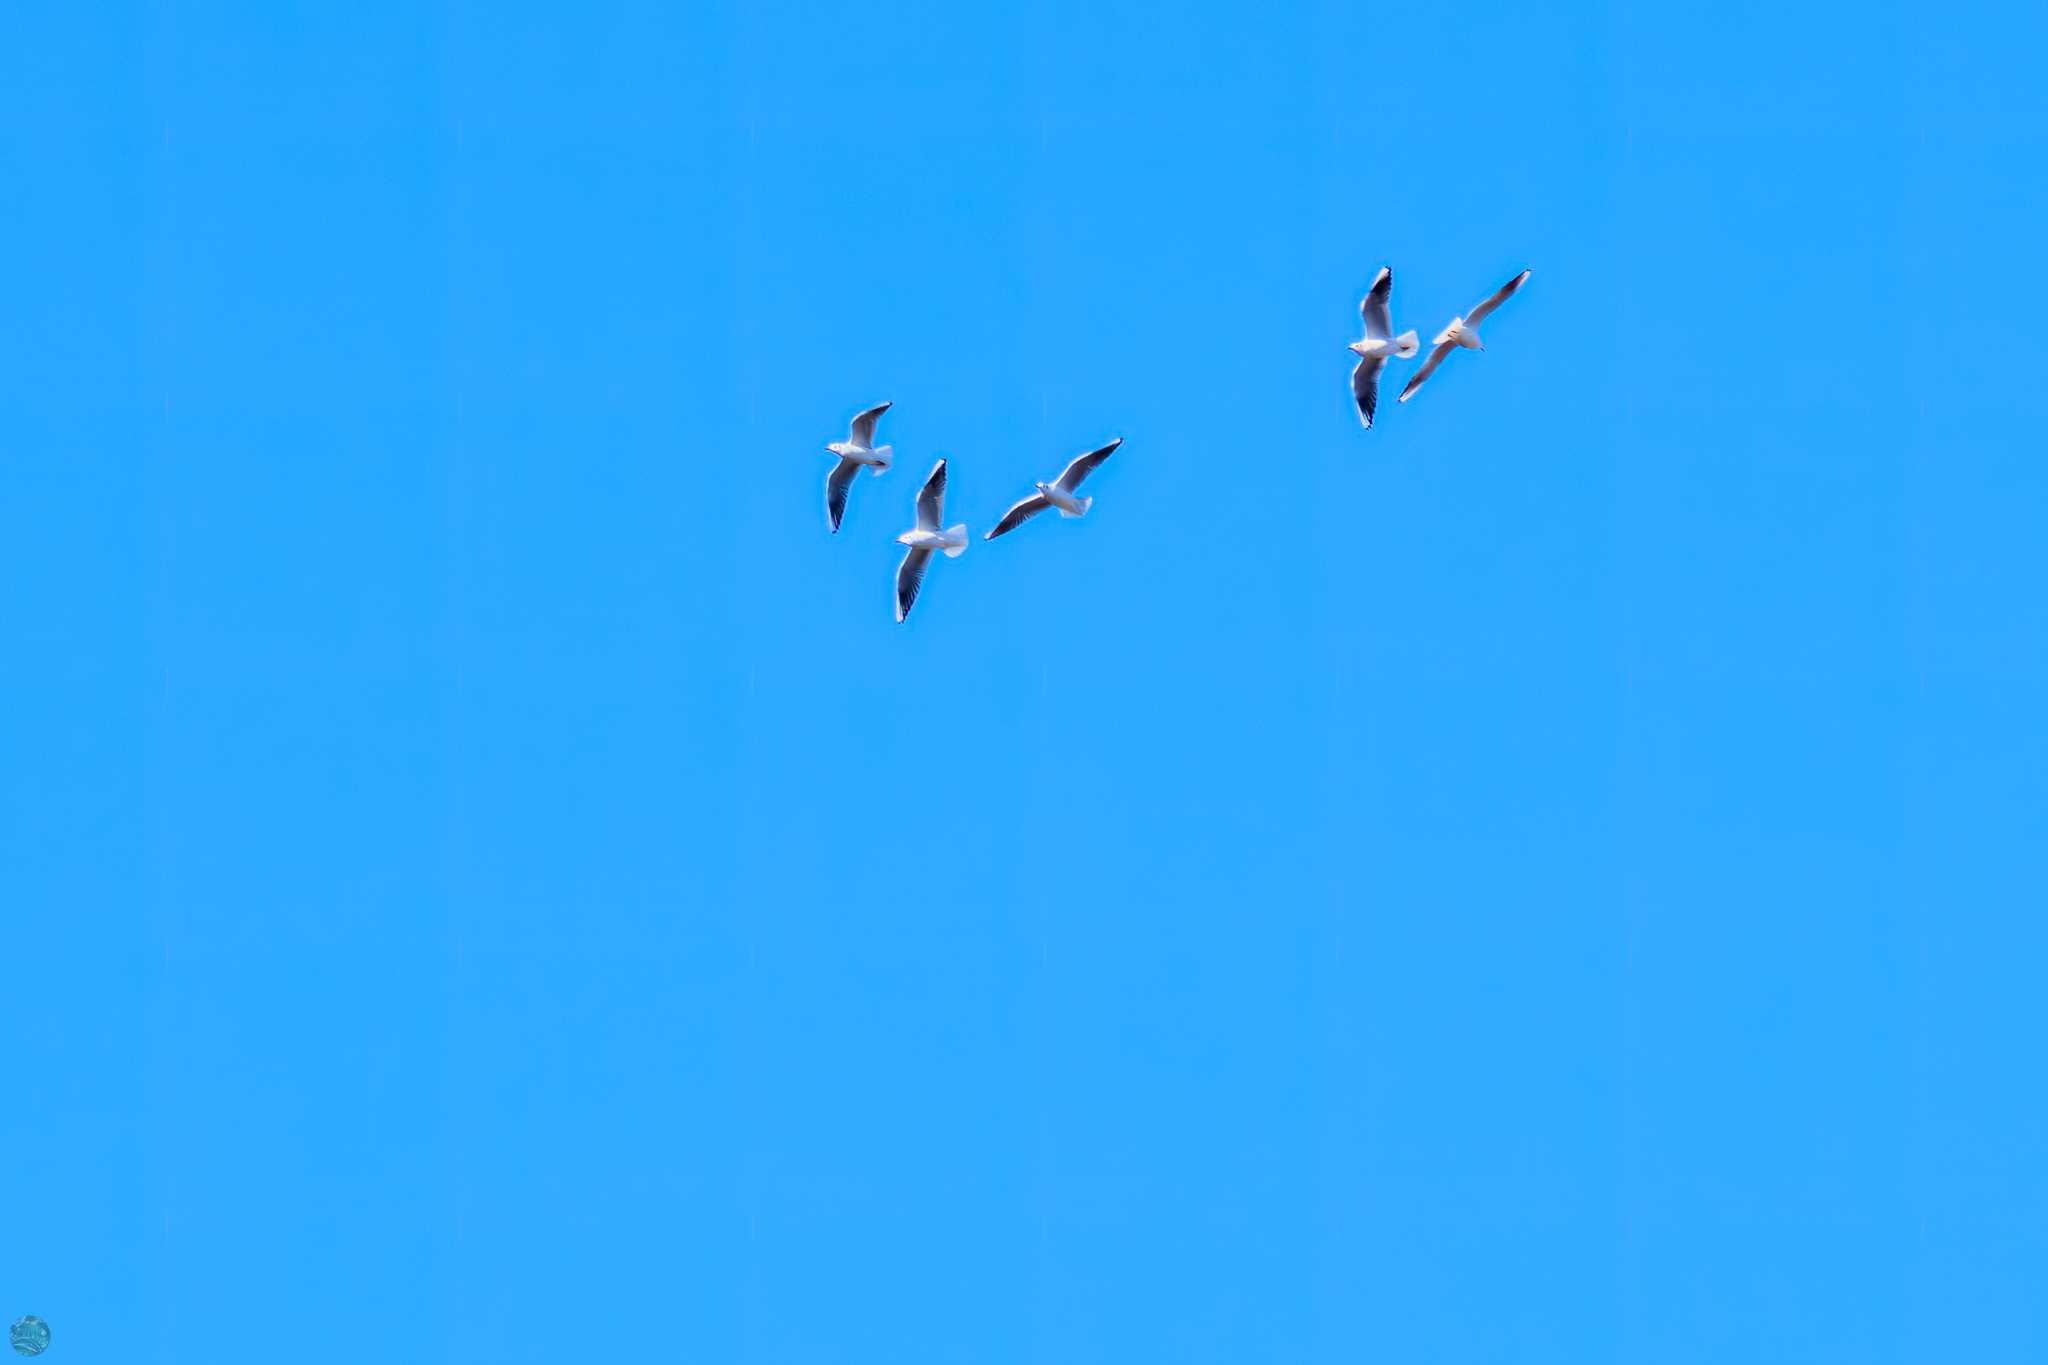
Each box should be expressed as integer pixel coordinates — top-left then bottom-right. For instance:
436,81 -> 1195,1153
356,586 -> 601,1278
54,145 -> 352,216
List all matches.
1347,334 -> 1419,361
827,439 -> 893,473
1434,316 -> 1485,350
1035,481 -> 1092,517
897,525 -> 969,557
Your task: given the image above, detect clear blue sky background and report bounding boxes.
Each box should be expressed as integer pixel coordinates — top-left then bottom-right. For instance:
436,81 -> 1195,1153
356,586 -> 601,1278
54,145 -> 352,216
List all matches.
5,1 -> 2045,1361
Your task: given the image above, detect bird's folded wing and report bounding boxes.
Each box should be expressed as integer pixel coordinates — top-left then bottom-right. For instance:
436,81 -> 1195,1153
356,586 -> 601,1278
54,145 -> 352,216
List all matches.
1398,341 -> 1455,402
1464,270 -> 1529,328
895,547 -> 933,621
1359,267 -> 1393,341
915,460 -> 947,529
986,494 -> 1053,539
849,401 -> 892,446
1056,438 -> 1122,492
826,458 -> 859,532
1352,356 -> 1384,428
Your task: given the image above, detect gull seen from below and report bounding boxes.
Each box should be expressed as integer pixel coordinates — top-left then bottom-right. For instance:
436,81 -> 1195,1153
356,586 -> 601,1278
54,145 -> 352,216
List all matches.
1346,268 -> 1419,429
823,400 -> 894,533
894,459 -> 968,622
985,437 -> 1123,540
1398,269 -> 1532,404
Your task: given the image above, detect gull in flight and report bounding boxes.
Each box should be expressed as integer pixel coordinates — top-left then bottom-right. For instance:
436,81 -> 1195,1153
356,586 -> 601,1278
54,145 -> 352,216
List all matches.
823,401 -> 894,533
894,459 -> 967,622
985,437 -> 1123,540
1398,270 -> 1531,405
1346,268 -> 1419,429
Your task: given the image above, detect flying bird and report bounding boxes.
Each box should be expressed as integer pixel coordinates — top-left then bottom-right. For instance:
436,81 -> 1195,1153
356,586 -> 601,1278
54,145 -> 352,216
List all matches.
985,437 -> 1123,540
894,459 -> 968,622
1346,268 -> 1420,429
1398,269 -> 1530,405
823,401 -> 894,533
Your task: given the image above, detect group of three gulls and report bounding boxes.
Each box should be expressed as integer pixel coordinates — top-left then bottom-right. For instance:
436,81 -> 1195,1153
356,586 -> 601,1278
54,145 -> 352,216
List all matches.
823,401 -> 1122,622
1348,267 -> 1531,428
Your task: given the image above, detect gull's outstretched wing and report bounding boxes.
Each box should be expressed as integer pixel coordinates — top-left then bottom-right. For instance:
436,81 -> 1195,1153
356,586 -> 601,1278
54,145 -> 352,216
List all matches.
1359,267 -> 1393,341
986,494 -> 1053,540
1352,355 -> 1385,428
914,459 -> 947,530
848,401 -> 892,447
895,547 -> 934,622
1464,270 -> 1530,329
825,457 -> 860,532
1055,438 -> 1122,493
1397,339 -> 1456,403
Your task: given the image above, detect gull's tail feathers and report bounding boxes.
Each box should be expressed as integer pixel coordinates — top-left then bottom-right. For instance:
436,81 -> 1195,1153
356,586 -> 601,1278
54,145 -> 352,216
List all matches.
944,525 -> 968,558
870,445 -> 893,474
1057,497 -> 1092,519
1393,330 -> 1420,358
1433,317 -> 1464,347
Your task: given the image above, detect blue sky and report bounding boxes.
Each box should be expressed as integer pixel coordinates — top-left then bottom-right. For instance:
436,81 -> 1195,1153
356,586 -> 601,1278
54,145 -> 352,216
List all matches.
5,1 -> 2045,1361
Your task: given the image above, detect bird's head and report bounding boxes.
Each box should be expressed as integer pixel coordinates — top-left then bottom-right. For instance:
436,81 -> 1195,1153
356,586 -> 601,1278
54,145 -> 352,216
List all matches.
1347,340 -> 1370,357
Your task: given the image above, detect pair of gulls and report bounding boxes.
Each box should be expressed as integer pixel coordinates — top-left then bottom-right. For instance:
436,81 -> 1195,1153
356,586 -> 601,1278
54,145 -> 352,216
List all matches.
1348,267 -> 1532,428
824,402 -> 1122,622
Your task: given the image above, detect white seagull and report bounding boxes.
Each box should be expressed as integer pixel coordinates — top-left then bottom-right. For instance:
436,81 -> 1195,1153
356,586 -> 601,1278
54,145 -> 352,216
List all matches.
985,437 -> 1123,540
894,459 -> 967,622
1346,268 -> 1419,429
1398,269 -> 1531,405
823,401 -> 894,533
